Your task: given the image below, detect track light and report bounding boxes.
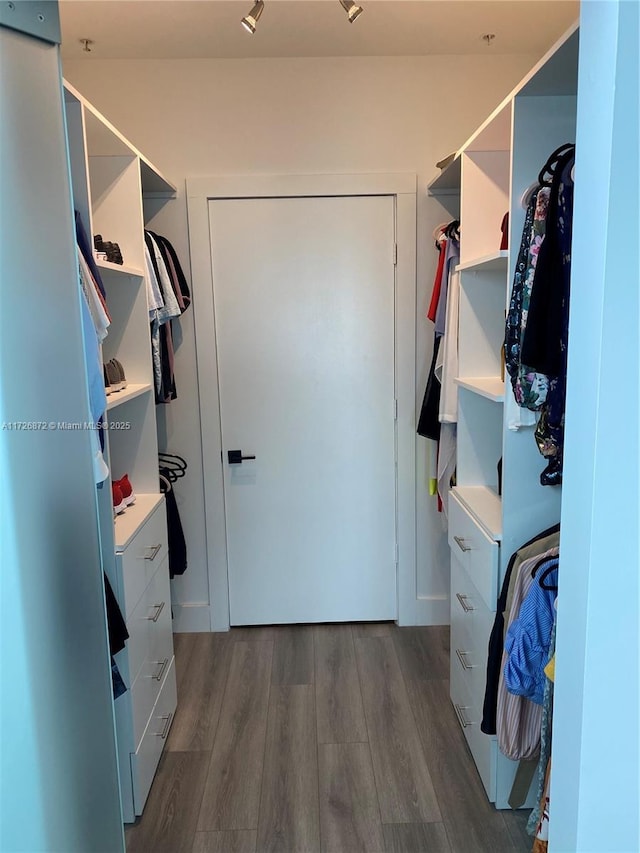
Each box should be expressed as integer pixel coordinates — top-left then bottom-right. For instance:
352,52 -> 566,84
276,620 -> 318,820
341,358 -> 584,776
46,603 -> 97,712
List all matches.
339,0 -> 363,23
241,0 -> 264,34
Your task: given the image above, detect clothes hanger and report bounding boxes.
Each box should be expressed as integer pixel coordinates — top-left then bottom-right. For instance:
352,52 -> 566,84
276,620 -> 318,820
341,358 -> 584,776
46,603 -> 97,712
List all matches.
159,472 -> 172,492
538,564 -> 558,591
432,222 -> 450,242
520,180 -> 540,210
537,143 -> 575,188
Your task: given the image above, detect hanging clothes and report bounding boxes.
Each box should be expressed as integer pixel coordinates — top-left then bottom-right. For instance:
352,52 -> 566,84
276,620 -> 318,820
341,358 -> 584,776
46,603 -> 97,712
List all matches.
505,187 -> 551,415
143,230 -> 191,403
496,546 -> 558,761
481,523 -> 560,735
504,557 -> 558,704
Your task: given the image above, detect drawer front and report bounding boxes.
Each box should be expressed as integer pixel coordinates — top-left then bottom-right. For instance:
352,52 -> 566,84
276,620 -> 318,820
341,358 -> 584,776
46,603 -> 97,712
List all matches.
128,565 -> 174,749
131,656 -> 177,816
147,563 -> 174,685
450,554 -> 475,659
118,501 -> 168,618
450,653 -> 497,802
126,554 -> 172,688
468,709 -> 498,802
451,555 -> 495,730
448,492 -> 499,611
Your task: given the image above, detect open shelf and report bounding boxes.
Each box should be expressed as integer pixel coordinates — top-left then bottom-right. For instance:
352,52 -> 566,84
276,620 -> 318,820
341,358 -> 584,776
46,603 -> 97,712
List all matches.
456,251 -> 508,274
456,377 -> 505,402
96,259 -> 144,278
114,493 -> 164,551
452,486 -> 502,541
427,156 -> 461,196
106,384 -> 152,411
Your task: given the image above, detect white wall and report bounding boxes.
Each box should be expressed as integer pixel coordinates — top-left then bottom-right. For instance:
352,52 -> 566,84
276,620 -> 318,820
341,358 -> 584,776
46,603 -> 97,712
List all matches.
64,53 -> 537,629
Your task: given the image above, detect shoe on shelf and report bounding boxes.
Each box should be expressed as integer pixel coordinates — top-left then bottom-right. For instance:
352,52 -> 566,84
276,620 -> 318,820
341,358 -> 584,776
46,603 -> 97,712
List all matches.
104,364 -> 113,396
111,358 -> 127,390
105,360 -> 123,392
112,482 -> 126,515
114,474 -> 136,507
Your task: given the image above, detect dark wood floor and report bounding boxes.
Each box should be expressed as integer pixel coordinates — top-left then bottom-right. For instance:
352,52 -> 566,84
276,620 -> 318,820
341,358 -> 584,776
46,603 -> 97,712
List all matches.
125,624 -> 532,853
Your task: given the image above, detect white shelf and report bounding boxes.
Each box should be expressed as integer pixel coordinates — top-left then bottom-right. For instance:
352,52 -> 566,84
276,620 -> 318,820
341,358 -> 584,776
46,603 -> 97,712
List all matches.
456,377 -> 505,402
452,486 -> 502,541
456,251 -> 508,274
96,258 -> 144,278
114,493 -> 164,552
427,156 -> 461,195
106,384 -> 152,411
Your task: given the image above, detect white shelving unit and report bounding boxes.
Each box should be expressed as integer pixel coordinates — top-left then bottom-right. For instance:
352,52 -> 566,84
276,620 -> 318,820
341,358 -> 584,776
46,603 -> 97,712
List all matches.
428,23 -> 578,809
63,80 -> 178,824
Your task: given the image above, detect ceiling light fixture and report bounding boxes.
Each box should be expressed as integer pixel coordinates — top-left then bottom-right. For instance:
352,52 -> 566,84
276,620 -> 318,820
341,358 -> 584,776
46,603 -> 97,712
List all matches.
241,0 -> 264,34
339,0 -> 363,23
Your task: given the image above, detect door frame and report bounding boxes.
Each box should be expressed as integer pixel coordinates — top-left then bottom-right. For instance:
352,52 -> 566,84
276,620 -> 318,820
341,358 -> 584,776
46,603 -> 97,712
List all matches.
186,173 -> 417,630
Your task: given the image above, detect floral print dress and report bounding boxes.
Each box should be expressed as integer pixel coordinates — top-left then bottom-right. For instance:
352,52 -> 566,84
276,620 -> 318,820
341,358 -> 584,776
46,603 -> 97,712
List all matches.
505,187 -> 551,411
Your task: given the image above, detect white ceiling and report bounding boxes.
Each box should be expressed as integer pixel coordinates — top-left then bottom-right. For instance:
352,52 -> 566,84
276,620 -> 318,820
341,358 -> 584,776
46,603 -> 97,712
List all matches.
59,0 -> 578,61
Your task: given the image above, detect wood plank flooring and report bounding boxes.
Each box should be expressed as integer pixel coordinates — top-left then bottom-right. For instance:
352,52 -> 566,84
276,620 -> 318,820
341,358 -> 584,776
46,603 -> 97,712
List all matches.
125,625 -> 533,853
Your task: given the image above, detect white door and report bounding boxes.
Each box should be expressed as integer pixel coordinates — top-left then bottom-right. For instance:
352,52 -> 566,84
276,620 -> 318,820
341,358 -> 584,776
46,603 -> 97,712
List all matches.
208,195 -> 397,625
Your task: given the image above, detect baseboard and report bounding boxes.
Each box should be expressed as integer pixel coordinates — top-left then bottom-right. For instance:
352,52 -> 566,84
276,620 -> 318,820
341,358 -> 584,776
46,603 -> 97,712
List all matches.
398,595 -> 450,627
171,602 -> 212,632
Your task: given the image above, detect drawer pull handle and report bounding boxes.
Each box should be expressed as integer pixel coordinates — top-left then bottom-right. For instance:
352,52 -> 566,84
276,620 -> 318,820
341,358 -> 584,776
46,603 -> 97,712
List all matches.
146,602 -> 165,623
453,703 -> 473,729
454,535 -> 471,553
153,658 -> 169,682
154,712 -> 173,740
456,649 -> 476,671
455,593 -> 474,613
144,543 -> 162,561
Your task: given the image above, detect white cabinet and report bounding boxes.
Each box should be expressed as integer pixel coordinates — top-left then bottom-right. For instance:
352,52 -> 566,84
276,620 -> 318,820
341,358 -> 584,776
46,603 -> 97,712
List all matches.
62,80 -> 178,822
428,24 -> 578,809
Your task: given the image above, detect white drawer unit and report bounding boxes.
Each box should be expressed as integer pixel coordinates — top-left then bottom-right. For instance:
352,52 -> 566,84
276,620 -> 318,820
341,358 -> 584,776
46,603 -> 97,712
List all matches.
112,495 -> 177,823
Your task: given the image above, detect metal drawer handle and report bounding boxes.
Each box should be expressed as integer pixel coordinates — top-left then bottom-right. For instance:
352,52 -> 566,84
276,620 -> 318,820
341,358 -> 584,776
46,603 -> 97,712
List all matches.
453,703 -> 473,729
146,602 -> 165,623
154,712 -> 173,740
143,543 -> 162,561
455,592 -> 474,613
456,649 -> 476,671
153,658 -> 169,682
454,535 -> 471,553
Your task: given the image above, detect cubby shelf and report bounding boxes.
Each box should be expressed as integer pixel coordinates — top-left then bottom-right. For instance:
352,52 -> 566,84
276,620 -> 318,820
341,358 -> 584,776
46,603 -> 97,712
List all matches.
456,251 -> 508,274
451,485 -> 502,542
114,493 -> 164,551
106,384 -> 152,411
96,258 -> 145,278
455,377 -> 505,402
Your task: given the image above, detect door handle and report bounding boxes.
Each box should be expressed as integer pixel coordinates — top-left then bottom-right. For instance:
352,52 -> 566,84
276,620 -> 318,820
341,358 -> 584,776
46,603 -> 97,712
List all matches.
227,450 -> 256,464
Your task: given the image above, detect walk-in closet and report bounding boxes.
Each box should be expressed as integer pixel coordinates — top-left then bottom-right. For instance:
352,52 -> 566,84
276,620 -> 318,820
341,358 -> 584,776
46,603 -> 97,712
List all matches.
1,2 -> 638,852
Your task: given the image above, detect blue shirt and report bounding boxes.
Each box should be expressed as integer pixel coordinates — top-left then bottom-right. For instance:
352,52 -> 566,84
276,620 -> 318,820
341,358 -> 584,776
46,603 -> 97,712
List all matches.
504,557 -> 558,704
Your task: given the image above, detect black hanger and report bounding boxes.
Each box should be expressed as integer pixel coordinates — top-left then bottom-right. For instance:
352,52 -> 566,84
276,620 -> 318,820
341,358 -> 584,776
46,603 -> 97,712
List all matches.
538,564 -> 558,591
538,143 -> 575,187
445,219 -> 460,240
530,554 -> 559,591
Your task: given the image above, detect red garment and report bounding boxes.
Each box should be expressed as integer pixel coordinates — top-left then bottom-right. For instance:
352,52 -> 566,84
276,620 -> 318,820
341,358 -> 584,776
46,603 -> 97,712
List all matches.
500,212 -> 509,250
427,239 -> 447,323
